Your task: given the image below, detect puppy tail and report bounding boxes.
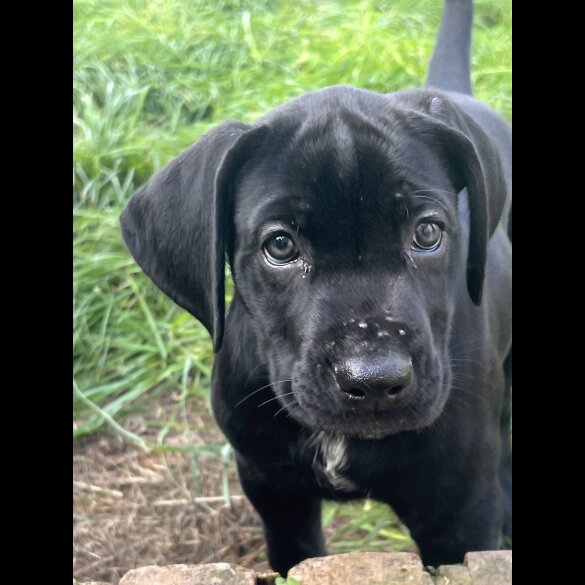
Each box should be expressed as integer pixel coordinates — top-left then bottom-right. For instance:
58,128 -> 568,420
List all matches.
425,0 -> 474,96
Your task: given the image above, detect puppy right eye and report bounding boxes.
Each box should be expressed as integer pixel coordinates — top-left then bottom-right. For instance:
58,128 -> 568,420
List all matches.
262,232 -> 299,265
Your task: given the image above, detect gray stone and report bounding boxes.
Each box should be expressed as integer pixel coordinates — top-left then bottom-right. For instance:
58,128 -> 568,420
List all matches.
110,551 -> 512,584
288,551 -> 434,585
119,563 -> 255,585
464,551 -> 512,585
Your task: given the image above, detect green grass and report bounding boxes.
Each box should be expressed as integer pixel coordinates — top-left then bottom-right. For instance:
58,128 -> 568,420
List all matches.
73,0 -> 510,551
73,207 -> 215,438
74,0 -> 511,209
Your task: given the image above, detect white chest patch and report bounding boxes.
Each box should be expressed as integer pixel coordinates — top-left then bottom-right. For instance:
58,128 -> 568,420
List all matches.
310,432 -> 358,492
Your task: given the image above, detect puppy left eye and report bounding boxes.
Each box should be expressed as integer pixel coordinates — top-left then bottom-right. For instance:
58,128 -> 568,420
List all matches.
413,221 -> 443,251
263,232 -> 299,265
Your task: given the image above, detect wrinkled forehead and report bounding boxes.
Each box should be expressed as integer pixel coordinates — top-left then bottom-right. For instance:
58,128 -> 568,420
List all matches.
235,108 -> 457,233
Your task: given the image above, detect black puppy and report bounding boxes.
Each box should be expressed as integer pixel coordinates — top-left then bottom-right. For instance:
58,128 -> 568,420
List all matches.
121,0 -> 511,574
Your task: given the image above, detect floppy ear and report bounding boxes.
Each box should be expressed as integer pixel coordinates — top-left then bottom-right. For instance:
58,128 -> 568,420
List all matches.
120,122 -> 267,352
398,93 -> 508,305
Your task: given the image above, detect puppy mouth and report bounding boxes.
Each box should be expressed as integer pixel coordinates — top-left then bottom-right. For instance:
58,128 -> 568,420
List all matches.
275,377 -> 447,439
295,406 -> 440,438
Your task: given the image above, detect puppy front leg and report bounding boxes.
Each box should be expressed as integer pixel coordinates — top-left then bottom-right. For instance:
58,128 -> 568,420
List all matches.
403,482 -> 504,568
236,455 -> 326,576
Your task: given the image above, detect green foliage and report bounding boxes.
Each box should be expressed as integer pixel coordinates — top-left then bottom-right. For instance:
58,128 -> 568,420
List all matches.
74,0 -> 511,208
73,208 -> 215,437
275,577 -> 301,585
325,499 -> 415,552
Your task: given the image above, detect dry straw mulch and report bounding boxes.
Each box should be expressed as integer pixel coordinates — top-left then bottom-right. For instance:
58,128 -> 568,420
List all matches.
73,397 -> 267,584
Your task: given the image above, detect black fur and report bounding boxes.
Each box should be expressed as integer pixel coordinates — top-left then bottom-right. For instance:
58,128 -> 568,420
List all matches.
121,0 -> 511,575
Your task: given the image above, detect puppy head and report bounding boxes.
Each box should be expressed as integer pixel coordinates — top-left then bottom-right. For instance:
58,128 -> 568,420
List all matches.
121,86 -> 507,438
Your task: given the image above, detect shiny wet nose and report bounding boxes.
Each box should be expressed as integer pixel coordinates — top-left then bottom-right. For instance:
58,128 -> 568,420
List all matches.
332,354 -> 413,401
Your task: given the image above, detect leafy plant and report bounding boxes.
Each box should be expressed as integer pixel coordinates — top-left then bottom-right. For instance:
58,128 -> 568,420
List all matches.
275,576 -> 301,585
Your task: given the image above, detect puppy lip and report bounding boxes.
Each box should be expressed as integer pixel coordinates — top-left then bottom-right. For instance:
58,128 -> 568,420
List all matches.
316,408 -> 442,438
291,396 -> 439,436
290,377 -> 447,437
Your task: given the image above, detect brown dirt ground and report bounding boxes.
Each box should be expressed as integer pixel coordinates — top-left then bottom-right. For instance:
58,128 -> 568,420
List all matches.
73,395 -> 269,584
73,392 -> 415,584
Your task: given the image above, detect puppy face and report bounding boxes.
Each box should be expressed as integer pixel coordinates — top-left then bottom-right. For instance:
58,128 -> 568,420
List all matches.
232,102 -> 466,438
121,86 -> 507,440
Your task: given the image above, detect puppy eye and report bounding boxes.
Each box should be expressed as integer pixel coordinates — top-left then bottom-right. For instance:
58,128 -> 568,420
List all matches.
413,220 -> 443,251
263,232 -> 299,265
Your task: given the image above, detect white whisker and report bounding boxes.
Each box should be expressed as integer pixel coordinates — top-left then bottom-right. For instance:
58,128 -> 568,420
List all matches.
257,391 -> 295,409
234,379 -> 293,407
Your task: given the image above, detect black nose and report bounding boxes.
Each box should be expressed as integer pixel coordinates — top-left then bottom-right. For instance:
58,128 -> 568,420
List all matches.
332,354 -> 413,401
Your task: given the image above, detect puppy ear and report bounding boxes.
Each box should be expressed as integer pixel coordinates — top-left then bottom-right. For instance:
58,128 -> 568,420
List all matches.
120,122 -> 267,352
400,93 -> 508,305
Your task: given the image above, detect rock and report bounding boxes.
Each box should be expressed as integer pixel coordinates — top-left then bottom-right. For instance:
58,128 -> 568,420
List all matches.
113,551 -> 512,585
254,569 -> 280,585
464,551 -> 512,585
288,551 -> 434,584
73,580 -> 109,585
434,563 -> 473,585
118,563 -> 255,585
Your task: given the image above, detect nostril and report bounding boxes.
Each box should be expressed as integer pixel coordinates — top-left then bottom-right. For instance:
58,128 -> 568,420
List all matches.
386,385 -> 405,397
330,355 -> 413,402
341,386 -> 366,399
